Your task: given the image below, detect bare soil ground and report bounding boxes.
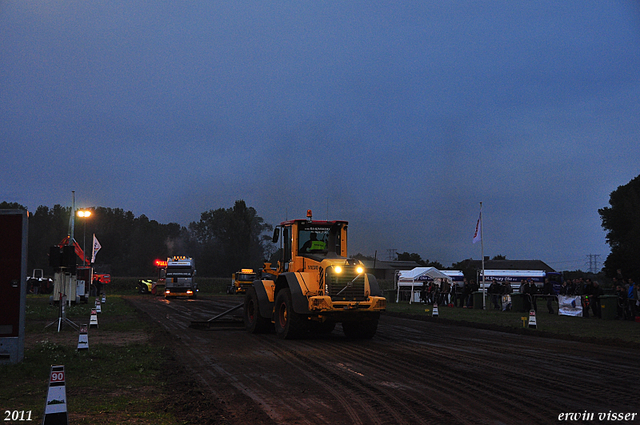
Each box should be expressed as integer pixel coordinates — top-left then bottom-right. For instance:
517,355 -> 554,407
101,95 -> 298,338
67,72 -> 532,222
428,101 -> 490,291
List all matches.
25,326 -> 150,347
125,295 -> 640,425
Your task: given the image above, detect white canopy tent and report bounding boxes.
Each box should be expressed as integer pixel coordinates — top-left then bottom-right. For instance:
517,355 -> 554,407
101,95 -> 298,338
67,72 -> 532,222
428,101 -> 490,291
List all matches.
395,267 -> 452,304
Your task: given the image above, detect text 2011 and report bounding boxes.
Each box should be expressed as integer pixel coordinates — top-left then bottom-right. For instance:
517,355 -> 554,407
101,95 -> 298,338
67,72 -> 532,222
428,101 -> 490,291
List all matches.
3,410 -> 32,422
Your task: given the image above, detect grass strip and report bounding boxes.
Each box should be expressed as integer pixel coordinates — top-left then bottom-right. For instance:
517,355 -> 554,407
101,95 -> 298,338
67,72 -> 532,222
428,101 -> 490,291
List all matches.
0,296 -> 181,425
387,302 -> 640,345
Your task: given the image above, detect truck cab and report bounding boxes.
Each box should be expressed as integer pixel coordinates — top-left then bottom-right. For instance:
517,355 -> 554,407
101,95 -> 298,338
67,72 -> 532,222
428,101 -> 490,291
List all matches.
164,256 -> 197,299
229,269 -> 257,294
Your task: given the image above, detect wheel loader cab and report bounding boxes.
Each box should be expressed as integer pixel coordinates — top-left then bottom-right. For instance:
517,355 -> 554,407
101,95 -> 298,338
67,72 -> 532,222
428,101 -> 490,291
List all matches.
297,222 -> 345,260
272,218 -> 348,272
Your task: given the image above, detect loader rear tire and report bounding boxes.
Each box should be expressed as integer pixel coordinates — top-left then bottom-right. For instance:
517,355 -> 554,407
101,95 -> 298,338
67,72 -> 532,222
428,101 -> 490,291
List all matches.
274,288 -> 306,339
244,287 -> 269,333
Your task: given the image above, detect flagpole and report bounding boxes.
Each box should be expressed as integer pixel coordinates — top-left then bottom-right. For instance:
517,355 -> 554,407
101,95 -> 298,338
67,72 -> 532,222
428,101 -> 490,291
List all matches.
480,202 -> 486,309
70,191 -> 76,244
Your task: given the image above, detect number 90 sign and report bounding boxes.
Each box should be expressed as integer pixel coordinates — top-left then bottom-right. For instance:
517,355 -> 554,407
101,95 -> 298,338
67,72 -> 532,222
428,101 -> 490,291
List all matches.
50,371 -> 65,383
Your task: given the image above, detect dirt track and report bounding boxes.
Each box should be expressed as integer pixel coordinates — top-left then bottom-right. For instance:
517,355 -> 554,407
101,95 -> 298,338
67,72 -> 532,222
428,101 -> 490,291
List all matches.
126,295 -> 640,425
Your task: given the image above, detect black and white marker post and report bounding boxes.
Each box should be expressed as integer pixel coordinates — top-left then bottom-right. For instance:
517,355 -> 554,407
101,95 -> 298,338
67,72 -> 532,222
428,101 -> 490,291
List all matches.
42,365 -> 68,425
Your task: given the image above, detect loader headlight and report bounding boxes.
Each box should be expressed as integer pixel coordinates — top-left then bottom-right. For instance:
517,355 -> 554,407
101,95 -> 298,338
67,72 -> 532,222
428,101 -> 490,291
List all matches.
334,266 -> 342,274
356,266 -> 364,274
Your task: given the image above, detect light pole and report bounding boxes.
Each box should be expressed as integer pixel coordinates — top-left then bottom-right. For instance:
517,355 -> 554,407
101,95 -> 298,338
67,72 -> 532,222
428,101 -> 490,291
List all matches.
77,210 -> 92,264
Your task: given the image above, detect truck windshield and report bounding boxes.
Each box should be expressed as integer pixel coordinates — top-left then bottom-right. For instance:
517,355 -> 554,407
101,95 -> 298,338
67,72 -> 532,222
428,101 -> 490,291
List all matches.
236,273 -> 256,281
166,266 -> 192,276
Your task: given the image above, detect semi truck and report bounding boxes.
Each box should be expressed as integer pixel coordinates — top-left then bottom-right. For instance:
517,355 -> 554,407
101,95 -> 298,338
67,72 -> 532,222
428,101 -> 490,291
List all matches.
243,210 -> 386,339
164,256 -> 198,299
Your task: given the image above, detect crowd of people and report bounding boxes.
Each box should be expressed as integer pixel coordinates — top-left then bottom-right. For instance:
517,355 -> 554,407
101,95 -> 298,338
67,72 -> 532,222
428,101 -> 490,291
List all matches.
418,278 -> 511,309
556,276 -> 638,320
414,275 -> 639,320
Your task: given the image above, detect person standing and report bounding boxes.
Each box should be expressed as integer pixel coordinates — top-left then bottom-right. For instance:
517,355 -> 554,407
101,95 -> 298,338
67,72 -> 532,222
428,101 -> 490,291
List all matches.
636,280 -> 640,315
450,281 -> 458,307
466,279 -> 478,308
420,282 -> 428,304
501,281 -> 512,311
458,281 -> 466,307
590,281 -> 603,318
440,279 -> 450,306
461,279 -> 470,308
542,278 -> 556,314
489,280 -> 501,310
615,284 -> 628,320
627,278 -> 637,318
523,279 -> 538,312
521,280 -> 532,312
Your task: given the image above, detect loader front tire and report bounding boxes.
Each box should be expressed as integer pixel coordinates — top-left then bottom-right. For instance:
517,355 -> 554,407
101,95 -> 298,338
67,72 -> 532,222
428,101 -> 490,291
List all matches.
274,288 -> 306,339
244,287 -> 269,333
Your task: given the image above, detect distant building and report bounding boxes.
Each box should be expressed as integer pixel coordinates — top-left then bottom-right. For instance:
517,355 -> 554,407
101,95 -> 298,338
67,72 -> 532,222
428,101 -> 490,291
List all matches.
362,260 -> 420,281
455,258 -> 556,278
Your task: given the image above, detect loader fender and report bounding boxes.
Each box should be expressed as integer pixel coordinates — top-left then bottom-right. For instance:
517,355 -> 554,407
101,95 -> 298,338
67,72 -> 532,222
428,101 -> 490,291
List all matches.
253,280 -> 275,319
367,274 -> 382,297
276,273 -> 310,315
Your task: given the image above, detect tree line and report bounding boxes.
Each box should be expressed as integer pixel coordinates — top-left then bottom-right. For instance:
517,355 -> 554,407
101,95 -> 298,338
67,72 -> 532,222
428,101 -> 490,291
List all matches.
3,172 -> 639,279
0,200 -> 272,278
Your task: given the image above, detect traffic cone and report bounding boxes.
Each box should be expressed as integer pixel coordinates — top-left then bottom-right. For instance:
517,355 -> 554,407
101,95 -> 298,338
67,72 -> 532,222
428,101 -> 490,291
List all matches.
528,309 -> 537,329
42,365 -> 68,425
95,299 -> 101,314
101,294 -> 106,304
77,324 -> 88,351
89,309 -> 98,329
432,303 -> 439,317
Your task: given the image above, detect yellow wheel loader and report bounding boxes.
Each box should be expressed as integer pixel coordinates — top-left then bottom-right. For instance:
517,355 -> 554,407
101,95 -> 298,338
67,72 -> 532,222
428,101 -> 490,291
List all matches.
244,210 -> 386,339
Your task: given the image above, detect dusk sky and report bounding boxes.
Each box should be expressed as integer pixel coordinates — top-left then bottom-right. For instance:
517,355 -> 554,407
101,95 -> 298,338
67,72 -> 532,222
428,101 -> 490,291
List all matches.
2,1 -> 639,271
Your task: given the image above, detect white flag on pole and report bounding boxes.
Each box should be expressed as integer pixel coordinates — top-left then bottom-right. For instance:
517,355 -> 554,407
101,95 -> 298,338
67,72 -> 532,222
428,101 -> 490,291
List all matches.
91,234 -> 102,263
472,211 -> 482,244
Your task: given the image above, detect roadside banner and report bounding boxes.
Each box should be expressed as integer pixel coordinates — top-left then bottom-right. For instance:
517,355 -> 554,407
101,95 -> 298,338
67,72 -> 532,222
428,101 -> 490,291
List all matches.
558,295 -> 583,317
43,365 -> 68,425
